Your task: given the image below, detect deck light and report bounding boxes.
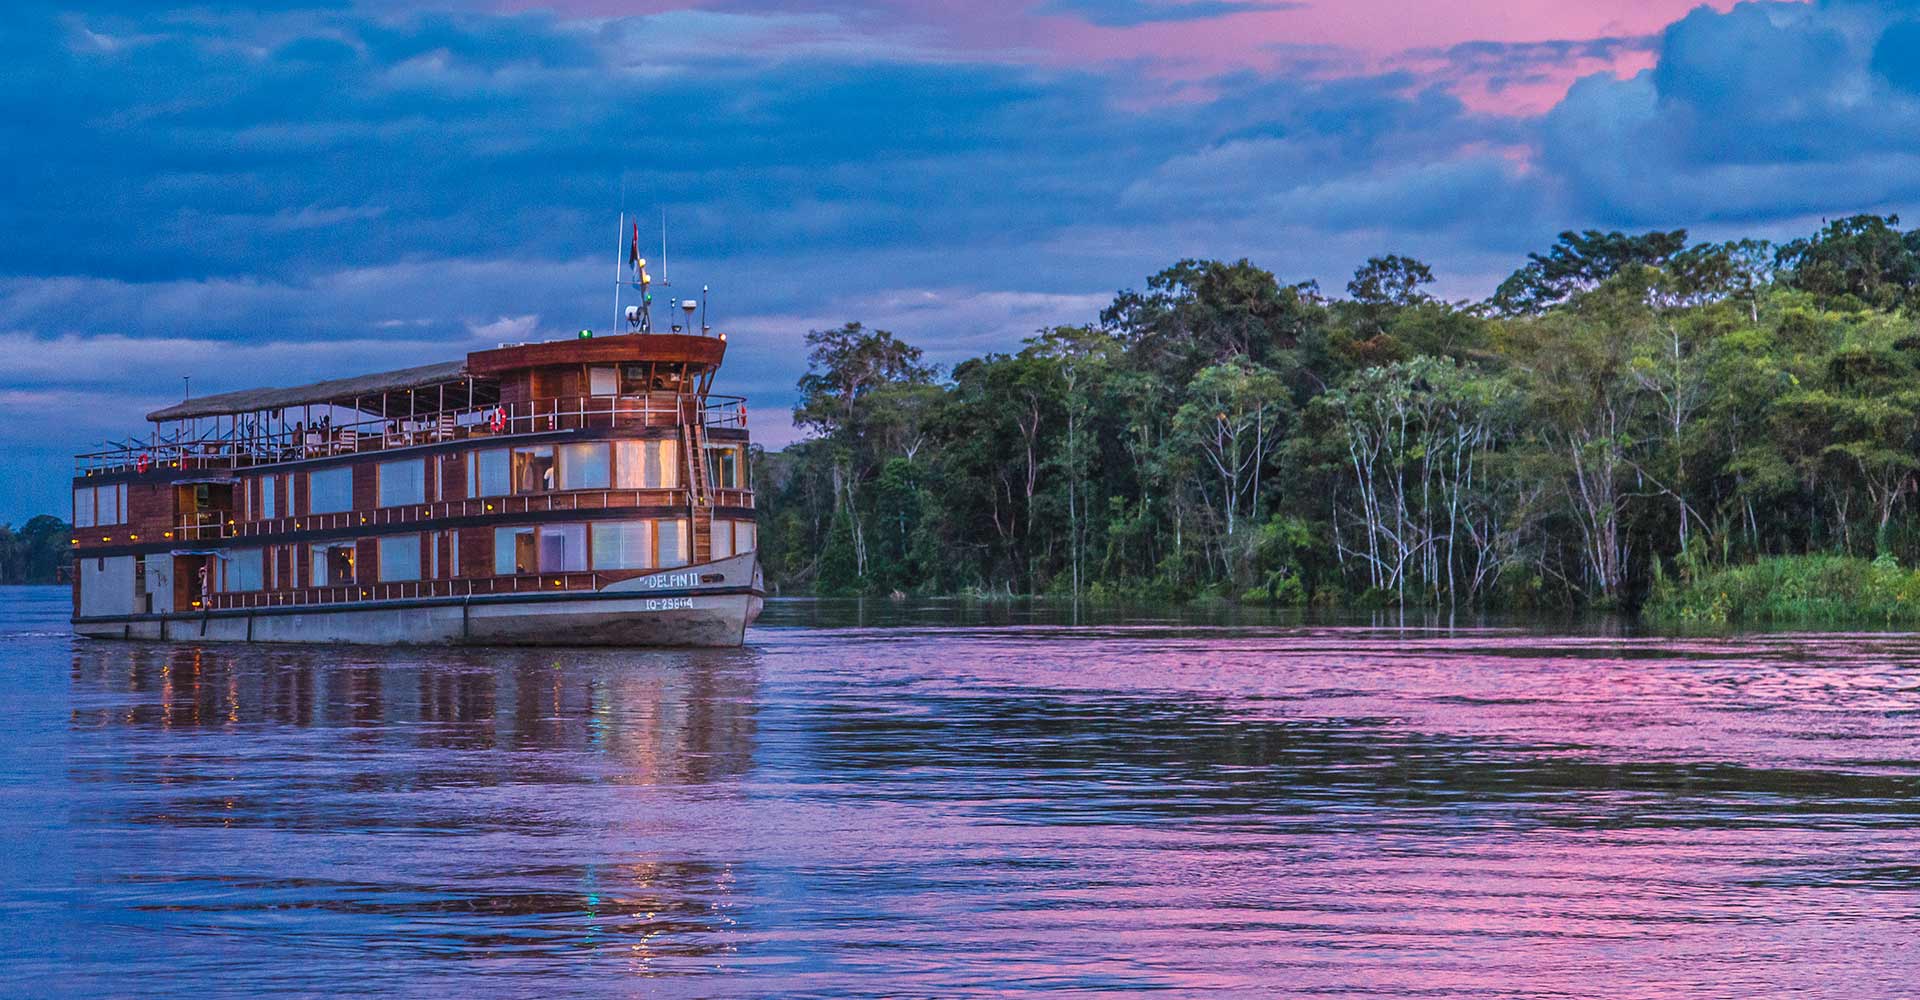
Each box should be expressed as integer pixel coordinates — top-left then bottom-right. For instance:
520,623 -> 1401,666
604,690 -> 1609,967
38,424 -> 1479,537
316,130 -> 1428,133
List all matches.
579,329 -> 594,339
164,531 -> 173,539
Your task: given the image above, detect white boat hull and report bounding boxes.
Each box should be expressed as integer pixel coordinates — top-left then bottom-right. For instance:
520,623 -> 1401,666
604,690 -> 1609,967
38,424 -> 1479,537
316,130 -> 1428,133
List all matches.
73,553 -> 765,648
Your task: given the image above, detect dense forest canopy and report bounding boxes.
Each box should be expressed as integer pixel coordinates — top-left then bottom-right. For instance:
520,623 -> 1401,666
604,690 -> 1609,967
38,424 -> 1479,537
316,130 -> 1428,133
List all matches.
757,213 -> 1920,609
0,516 -> 72,585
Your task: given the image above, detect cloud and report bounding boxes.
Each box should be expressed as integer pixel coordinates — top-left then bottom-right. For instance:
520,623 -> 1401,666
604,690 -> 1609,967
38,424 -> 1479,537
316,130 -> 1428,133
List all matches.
1540,0 -> 1920,226
1038,0 -> 1299,28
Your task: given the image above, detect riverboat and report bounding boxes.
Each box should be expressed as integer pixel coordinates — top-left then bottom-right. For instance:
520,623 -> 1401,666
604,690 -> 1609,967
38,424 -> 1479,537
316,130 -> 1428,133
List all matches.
68,254 -> 763,646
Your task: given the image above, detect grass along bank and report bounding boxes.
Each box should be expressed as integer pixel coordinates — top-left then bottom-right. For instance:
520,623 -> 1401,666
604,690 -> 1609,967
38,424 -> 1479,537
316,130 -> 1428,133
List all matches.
1644,553 -> 1920,626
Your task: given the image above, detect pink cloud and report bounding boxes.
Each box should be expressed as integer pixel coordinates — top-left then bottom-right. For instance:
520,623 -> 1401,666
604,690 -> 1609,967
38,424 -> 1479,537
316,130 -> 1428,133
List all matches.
496,0 -> 1760,112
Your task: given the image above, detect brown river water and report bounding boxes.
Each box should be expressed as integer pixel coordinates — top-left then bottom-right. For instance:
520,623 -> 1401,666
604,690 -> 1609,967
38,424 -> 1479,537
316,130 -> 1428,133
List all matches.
2,585 -> 1917,997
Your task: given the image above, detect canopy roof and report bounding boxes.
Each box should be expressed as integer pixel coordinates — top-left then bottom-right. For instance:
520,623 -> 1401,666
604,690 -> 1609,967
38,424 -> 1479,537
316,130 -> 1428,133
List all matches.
145,361 -> 483,422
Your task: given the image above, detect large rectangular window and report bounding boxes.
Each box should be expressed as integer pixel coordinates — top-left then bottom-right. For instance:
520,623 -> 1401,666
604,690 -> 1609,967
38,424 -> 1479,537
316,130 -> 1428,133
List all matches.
378,534 -> 421,582
260,476 -> 278,520
559,442 -> 610,490
589,365 -> 617,396
474,449 -> 509,497
223,548 -> 264,592
512,446 -> 555,493
308,467 -> 353,514
74,487 -> 95,528
591,521 -> 654,570
538,523 -> 588,572
377,459 -> 425,507
311,541 -> 356,586
615,440 -> 678,488
101,483 -> 125,524
493,524 -> 588,574
657,519 -> 689,568
734,519 -> 756,553
495,526 -> 534,576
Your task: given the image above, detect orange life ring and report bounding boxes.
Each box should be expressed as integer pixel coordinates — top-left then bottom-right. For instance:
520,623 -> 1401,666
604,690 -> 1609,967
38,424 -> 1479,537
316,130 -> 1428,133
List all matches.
489,408 -> 507,433
135,453 -> 151,473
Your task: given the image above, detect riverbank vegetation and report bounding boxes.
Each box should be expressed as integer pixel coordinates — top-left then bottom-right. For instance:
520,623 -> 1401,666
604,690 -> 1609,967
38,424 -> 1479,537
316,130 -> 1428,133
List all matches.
757,214 -> 1920,617
0,516 -> 72,585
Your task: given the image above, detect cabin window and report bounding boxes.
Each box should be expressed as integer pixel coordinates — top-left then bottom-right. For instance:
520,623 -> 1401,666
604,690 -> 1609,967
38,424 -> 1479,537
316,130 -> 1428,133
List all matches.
657,518 -> 689,568
539,523 -> 588,572
512,446 -> 556,493
223,549 -> 264,592
589,365 -> 618,396
311,541 -> 355,587
308,467 -> 352,514
559,443 -> 611,490
495,527 -> 535,575
378,534 -> 421,582
707,445 -> 741,489
377,459 -> 426,507
77,483 -> 125,526
734,520 -> 756,553
260,476 -> 278,520
711,519 -> 734,560
591,521 -> 654,570
615,440 -> 678,489
474,449 -> 509,497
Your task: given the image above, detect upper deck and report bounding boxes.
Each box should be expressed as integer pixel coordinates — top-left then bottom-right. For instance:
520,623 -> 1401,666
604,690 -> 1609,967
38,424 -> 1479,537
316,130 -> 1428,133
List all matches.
77,333 -> 744,476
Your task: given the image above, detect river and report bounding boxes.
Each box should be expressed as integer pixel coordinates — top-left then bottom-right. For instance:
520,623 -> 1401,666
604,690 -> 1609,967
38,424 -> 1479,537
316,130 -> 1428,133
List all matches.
3,585 -> 1916,997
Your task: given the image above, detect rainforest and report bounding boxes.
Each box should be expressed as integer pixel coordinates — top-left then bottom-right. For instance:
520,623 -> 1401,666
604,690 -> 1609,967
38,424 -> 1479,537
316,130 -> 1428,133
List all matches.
755,214 -> 1920,620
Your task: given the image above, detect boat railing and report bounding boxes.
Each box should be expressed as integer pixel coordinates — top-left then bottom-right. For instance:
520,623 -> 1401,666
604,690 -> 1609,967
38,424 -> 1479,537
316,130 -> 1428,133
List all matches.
76,392 -> 750,475
174,511 -> 234,541
225,488 -> 714,539
199,571 -> 611,610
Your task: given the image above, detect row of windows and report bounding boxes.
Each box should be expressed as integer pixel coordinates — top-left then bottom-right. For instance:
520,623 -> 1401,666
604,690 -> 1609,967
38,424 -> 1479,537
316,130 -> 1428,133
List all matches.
73,483 -> 128,528
249,440 -> 744,520
210,518 -> 754,591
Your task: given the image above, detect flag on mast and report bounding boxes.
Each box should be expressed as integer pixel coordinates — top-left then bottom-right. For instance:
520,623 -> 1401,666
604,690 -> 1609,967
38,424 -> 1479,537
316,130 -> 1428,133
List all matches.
629,222 -> 641,279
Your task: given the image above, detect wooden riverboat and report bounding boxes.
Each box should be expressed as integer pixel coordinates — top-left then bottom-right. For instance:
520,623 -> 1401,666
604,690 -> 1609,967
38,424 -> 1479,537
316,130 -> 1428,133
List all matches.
68,324 -> 764,647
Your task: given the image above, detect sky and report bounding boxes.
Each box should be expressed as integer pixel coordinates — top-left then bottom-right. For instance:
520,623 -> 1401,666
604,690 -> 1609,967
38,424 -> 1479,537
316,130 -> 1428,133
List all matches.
8,0 -> 1920,520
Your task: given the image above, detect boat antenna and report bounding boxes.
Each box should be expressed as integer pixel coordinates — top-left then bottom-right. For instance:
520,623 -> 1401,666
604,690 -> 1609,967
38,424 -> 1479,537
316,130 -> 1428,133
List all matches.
701,284 -> 710,334
661,209 -> 669,288
612,211 -> 625,331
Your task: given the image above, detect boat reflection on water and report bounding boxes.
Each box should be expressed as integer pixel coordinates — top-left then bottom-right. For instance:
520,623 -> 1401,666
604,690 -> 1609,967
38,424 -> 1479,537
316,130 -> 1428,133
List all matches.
69,642 -> 758,778
62,640 -> 762,978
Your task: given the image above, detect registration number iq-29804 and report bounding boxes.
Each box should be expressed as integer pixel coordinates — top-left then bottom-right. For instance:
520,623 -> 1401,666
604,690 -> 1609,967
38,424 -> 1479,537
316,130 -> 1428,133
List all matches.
642,597 -> 694,611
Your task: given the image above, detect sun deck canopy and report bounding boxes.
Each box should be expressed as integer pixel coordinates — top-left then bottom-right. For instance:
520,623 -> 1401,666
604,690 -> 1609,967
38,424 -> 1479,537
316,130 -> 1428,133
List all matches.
145,360 -> 484,422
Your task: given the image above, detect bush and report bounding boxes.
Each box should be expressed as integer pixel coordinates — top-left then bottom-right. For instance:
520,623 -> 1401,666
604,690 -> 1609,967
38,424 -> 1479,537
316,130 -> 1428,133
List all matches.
1644,553 -> 1920,626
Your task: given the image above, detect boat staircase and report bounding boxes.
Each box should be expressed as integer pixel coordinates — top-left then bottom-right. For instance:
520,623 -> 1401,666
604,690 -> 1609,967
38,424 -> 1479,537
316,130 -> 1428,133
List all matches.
681,413 -> 714,564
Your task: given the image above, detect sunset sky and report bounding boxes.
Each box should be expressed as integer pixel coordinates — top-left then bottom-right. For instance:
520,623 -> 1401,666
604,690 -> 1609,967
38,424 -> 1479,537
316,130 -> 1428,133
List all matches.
6,0 -> 1917,518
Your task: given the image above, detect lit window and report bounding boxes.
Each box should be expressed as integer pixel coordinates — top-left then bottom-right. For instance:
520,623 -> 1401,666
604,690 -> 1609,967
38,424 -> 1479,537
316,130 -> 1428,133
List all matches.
591,521 -> 653,570
311,541 -> 356,586
615,440 -> 678,488
657,519 -> 689,568
511,446 -> 555,493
